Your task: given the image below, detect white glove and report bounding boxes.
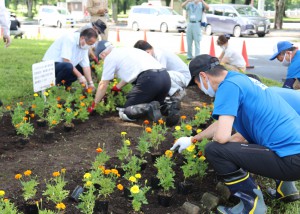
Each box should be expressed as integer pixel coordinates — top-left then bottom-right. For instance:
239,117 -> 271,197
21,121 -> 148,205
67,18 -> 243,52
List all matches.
170,137 -> 192,153
78,76 -> 87,87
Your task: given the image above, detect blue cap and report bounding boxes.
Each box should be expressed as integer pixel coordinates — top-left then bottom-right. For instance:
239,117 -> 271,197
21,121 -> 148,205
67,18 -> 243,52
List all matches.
269,41 -> 293,60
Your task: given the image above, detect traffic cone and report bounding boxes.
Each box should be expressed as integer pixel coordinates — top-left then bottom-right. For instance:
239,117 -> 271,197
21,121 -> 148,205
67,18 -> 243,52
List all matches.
209,36 -> 215,57
143,30 -> 147,41
116,28 -> 120,42
242,40 -> 254,69
179,32 -> 186,54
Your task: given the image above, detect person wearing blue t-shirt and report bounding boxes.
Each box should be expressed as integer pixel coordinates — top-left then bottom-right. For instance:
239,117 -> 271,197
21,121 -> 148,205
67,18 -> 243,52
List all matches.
170,54 -> 300,214
270,41 -> 300,89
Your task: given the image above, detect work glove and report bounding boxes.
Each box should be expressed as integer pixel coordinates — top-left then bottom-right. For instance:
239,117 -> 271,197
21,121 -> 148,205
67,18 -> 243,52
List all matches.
93,56 -> 99,64
111,85 -> 122,93
78,76 -> 88,88
170,137 -> 193,153
87,101 -> 96,113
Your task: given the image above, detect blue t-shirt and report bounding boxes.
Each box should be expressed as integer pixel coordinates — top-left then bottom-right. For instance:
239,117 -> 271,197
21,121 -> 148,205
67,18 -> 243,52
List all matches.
287,50 -> 300,79
212,72 -> 300,157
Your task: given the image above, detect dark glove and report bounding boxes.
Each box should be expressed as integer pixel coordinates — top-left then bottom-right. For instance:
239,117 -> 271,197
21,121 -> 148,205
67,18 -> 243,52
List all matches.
93,57 -> 99,64
111,85 -> 122,93
87,101 -> 96,113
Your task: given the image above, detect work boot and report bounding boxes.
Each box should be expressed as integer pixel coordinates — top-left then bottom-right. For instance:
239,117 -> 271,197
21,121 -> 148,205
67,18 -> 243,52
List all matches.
165,100 -> 181,127
267,180 -> 300,203
217,168 -> 267,214
123,101 -> 162,122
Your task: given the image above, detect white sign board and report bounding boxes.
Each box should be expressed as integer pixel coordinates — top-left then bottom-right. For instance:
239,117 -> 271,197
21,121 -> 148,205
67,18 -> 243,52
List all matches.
32,60 -> 55,92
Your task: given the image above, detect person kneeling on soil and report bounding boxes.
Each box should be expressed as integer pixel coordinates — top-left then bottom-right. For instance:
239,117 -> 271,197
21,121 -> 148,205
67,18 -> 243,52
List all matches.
90,40 -> 171,123
170,54 -> 300,214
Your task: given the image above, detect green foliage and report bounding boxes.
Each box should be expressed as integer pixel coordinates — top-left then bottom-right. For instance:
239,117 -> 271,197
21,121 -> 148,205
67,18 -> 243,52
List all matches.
38,209 -> 57,214
172,117 -> 193,139
117,132 -> 131,162
92,147 -> 110,170
43,170 -> 69,204
20,178 -> 39,201
122,155 -> 143,180
11,103 -> 34,138
32,92 -> 48,120
130,183 -> 150,212
154,155 -> 175,194
190,106 -> 212,127
136,133 -> 151,158
77,185 -> 96,214
0,196 -> 20,214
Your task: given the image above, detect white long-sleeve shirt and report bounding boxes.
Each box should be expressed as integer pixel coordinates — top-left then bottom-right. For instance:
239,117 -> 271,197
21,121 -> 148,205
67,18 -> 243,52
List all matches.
0,0 -> 10,36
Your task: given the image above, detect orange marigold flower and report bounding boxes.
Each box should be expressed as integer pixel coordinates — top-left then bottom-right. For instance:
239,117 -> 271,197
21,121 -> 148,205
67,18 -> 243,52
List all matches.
185,125 -> 192,131
30,114 -> 35,118
79,95 -> 85,100
15,174 -> 22,179
66,108 -> 72,113
19,102 -> 23,105
202,102 -> 207,107
111,169 -> 118,175
6,106 -> 11,110
81,83 -> 86,88
53,171 -> 60,177
158,119 -> 164,124
143,120 -> 150,125
57,104 -> 62,108
98,165 -> 105,172
23,117 -> 28,121
25,110 -> 29,115
31,104 -> 36,109
181,115 -> 187,120
117,184 -> 124,191
198,151 -> 203,157
96,148 -> 103,153
165,150 -> 173,158
87,88 -> 93,94
24,170 -> 32,176
4,198 -> 9,202
66,86 -> 71,91
104,169 -> 111,175
56,96 -> 61,101
145,127 -> 152,133
52,120 -> 57,125
61,80 -> 66,84
80,102 -> 85,107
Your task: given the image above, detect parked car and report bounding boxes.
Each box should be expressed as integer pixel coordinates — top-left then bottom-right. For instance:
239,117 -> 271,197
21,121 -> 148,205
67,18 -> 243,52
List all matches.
38,5 -> 76,28
127,4 -> 186,33
205,4 -> 271,37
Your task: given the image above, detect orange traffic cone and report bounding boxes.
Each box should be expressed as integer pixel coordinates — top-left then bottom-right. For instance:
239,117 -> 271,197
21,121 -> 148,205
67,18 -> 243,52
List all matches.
242,40 -> 254,69
209,36 -> 216,57
143,30 -> 147,42
179,32 -> 186,54
116,28 -> 120,42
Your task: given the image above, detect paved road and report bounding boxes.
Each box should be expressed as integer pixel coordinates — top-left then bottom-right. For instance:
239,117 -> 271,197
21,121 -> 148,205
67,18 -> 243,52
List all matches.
20,21 -> 300,83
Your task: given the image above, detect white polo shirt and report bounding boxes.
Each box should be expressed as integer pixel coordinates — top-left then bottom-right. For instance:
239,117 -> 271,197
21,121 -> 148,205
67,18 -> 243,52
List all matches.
102,47 -> 163,83
43,32 -> 90,68
223,45 -> 246,68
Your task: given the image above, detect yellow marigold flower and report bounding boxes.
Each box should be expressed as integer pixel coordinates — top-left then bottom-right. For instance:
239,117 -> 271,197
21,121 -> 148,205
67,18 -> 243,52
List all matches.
130,185 -> 140,194
145,127 -> 152,133
193,155 -> 197,158
53,171 -> 60,177
4,198 -> 9,202
31,104 -> 36,109
194,107 -> 201,111
165,150 -> 173,158
25,110 -> 29,115
19,102 -> 23,105
175,126 -> 181,131
23,117 -> 28,121
111,169 -> 118,175
61,168 -> 66,173
121,132 -> 127,136
117,184 -> 124,191
135,173 -> 141,179
66,108 -> 72,113
117,173 -> 121,177
185,125 -> 192,130
125,140 -> 131,146
181,115 -> 187,120
79,95 -> 86,100
129,176 -> 137,183
52,120 -> 57,125
143,120 -> 149,125
99,166 -> 105,172
15,124 -> 20,128
186,144 -> 195,152
34,93 -> 38,97
30,114 -> 35,118
6,106 -> 11,110
44,92 -> 49,96
158,119 -> 164,124
199,156 -> 206,161
24,170 -> 32,176
0,190 -> 5,196
84,173 -> 91,179
104,169 -> 111,175
85,181 -> 92,187
15,174 -> 22,180
56,202 -> 66,210
80,102 -> 85,107
57,104 -> 62,108
113,78 -> 118,83
96,147 -> 103,153
197,129 -> 202,133
202,102 -> 207,107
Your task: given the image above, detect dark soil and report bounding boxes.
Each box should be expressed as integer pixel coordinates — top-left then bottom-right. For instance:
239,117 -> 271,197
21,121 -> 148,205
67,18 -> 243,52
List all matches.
0,85 -> 219,214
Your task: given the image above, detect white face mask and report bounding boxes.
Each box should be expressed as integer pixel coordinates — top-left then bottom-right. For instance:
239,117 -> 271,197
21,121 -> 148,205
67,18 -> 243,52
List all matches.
282,52 -> 291,67
199,74 -> 215,97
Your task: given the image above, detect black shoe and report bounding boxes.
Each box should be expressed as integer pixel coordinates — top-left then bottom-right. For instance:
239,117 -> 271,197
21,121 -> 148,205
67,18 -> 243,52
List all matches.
148,101 -> 162,122
165,100 -> 181,127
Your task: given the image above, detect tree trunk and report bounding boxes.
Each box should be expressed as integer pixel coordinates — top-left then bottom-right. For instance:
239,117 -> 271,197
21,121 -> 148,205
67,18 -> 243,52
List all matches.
274,0 -> 285,29
112,2 -> 118,24
26,0 -> 33,18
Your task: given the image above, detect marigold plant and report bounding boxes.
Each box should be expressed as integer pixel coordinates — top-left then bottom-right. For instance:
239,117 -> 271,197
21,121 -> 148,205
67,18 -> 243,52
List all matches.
15,170 -> 39,201
154,155 -> 175,194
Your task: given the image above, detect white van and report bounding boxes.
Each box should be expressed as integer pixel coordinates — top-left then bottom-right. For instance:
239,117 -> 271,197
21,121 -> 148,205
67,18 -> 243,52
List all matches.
38,6 -> 76,28
127,5 -> 186,33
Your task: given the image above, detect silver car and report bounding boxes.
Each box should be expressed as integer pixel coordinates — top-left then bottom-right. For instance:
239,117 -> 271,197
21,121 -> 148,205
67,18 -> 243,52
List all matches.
205,4 -> 271,37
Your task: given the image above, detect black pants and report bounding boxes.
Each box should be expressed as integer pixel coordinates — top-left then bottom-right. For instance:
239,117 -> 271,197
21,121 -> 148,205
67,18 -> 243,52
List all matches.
125,69 -> 171,107
55,62 -> 84,86
205,141 -> 300,181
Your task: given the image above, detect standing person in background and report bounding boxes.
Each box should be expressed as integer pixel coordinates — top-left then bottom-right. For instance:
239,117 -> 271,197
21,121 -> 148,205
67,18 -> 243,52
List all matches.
86,0 -> 109,40
181,0 -> 209,60
217,34 -> 246,73
0,0 -> 11,47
